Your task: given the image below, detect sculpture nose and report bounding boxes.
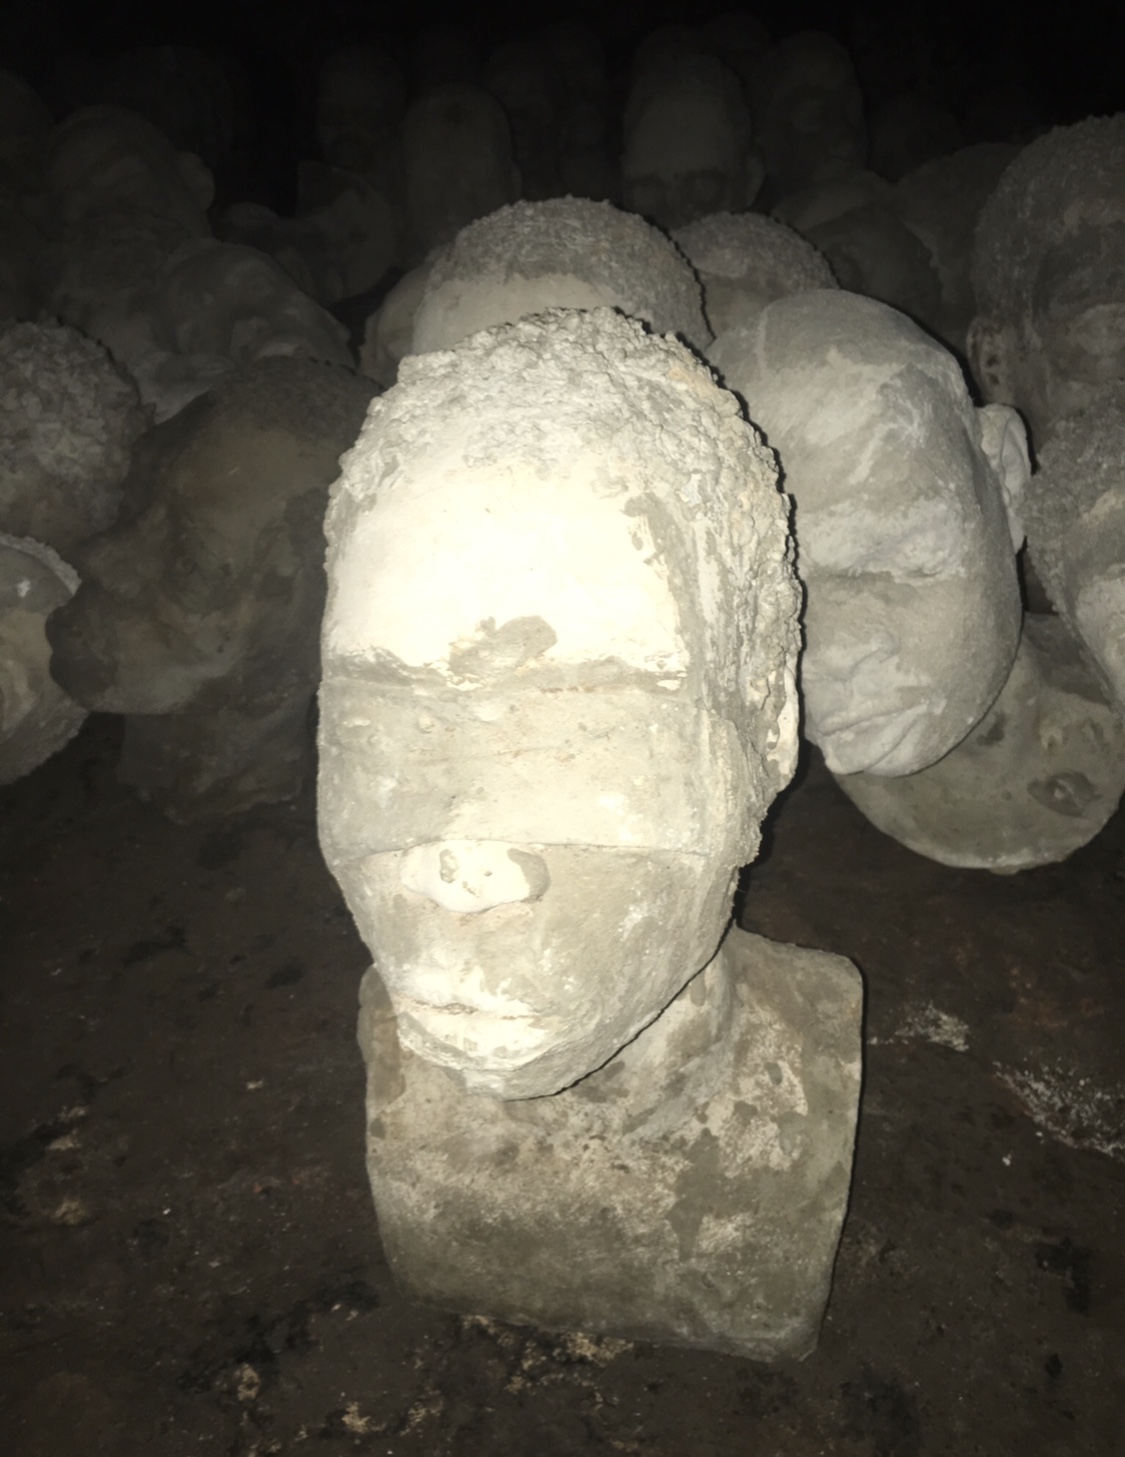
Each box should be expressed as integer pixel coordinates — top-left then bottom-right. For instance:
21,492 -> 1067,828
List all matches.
398,840 -> 550,914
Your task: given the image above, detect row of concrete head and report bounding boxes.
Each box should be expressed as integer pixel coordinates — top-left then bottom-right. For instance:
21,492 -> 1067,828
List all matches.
2,102 -> 1124,862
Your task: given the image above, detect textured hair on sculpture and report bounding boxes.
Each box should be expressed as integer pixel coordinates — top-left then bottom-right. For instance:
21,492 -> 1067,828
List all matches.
413,198 -> 710,353
674,211 -> 836,292
328,305 -> 799,819
0,320 -> 144,550
971,116 -> 1125,320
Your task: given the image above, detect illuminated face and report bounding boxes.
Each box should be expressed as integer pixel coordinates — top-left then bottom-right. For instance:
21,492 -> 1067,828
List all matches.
318,448 -> 764,1099
716,295 -> 1022,777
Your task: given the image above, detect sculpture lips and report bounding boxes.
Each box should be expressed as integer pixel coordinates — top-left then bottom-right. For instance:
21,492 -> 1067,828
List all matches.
815,701 -> 932,777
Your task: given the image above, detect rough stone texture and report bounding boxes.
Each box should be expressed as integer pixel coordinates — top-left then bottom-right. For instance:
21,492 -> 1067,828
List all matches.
968,117 -> 1125,447
358,926 -> 862,1362
413,198 -> 710,355
712,290 -> 1023,778
0,533 -> 87,783
41,207 -> 198,376
0,321 -> 145,554
48,358 -> 374,821
621,52 -> 760,233
1024,402 -> 1125,716
319,307 -> 800,1099
893,143 -> 1017,352
672,210 -> 836,338
835,614 -> 1125,871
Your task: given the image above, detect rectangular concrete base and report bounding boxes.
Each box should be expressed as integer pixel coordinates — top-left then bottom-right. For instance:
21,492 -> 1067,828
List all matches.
358,927 -> 862,1362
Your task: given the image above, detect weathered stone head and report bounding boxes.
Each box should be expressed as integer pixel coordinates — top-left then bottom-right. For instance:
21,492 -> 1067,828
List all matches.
713,290 -> 1026,776
484,40 -> 566,201
1025,401 -> 1125,717
153,239 -> 354,368
45,104 -> 213,236
316,46 -> 407,178
318,307 -> 799,1099
622,53 -> 762,232
969,116 -> 1125,446
673,210 -> 836,338
411,197 -> 711,355
402,84 -> 520,256
48,359 -> 374,819
0,321 -> 145,555
751,32 -> 867,202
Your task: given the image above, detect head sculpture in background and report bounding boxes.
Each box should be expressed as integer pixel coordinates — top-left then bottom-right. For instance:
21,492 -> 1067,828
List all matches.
622,53 -> 762,233
713,290 -> 1026,777
411,197 -> 711,356
751,32 -> 867,204
152,238 -> 354,368
969,116 -> 1125,447
47,359 -> 375,821
45,105 -> 213,237
317,307 -> 800,1100
673,210 -> 836,339
1025,402 -> 1125,718
316,46 -> 407,180
402,83 -> 520,258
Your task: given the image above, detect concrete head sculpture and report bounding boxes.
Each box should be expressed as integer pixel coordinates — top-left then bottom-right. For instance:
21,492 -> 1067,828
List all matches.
672,210 -> 836,338
622,53 -> 763,232
48,359 -> 374,819
0,321 -> 145,555
712,290 -> 1025,777
1025,402 -> 1125,717
402,84 -> 520,257
411,197 -> 711,355
484,40 -> 565,201
318,307 -> 800,1099
42,208 -> 196,373
316,46 -> 407,178
835,614 -> 1125,871
45,105 -> 214,236
152,239 -> 354,368
969,116 -> 1125,446
0,534 -> 87,784
751,32 -> 867,203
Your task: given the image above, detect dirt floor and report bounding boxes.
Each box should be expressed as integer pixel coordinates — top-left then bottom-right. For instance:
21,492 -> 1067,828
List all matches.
2,713 -> 1123,1456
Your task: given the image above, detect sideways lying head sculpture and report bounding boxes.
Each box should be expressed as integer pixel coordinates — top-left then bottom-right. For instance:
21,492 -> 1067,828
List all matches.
713,291 -> 1026,777
48,358 -> 375,820
317,307 -> 800,1099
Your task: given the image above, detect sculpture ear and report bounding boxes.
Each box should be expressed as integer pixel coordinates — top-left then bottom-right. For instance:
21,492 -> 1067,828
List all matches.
966,314 -> 1018,406
742,149 -> 767,208
977,403 -> 1030,550
177,150 -> 216,212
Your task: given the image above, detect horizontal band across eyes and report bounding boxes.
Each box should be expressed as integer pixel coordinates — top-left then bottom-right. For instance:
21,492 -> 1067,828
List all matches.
316,676 -> 754,861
